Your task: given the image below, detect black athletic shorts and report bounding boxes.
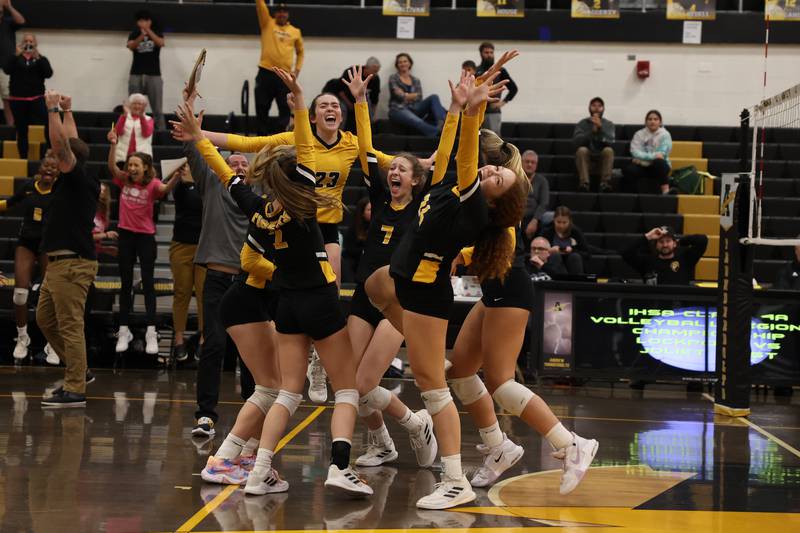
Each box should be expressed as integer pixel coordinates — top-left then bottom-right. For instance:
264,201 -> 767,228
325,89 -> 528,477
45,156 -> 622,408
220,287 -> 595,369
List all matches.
349,282 -> 384,328
318,223 -> 340,245
220,279 -> 279,329
392,273 -> 453,320
274,283 -> 346,340
16,236 -> 41,254
481,267 -> 534,311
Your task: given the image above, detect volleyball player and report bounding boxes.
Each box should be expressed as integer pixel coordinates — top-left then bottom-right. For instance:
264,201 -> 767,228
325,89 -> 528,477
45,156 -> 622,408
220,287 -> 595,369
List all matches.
170,96 -> 282,483
447,129 -> 599,492
366,69 -> 527,509
2,154 -> 57,362
340,66 -> 437,468
175,68 -> 371,497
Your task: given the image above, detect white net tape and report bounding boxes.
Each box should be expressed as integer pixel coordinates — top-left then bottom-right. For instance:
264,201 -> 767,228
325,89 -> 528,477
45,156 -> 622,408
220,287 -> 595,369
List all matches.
745,83 -> 800,246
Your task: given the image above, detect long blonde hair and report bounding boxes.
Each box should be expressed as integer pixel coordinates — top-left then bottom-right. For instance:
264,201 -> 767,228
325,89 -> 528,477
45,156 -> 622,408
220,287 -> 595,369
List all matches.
247,145 -> 340,222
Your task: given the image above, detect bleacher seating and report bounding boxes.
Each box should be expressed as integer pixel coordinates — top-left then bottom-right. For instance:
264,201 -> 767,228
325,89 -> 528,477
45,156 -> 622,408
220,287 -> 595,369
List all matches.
1,110 -> 799,304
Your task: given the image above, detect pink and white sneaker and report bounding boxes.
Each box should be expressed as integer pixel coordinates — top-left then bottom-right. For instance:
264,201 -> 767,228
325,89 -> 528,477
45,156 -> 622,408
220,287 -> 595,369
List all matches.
201,456 -> 249,485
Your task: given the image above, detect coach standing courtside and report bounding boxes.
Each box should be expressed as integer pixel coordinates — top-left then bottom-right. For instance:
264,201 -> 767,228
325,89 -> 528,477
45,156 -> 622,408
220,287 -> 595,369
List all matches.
254,0 -> 303,134
177,90 -> 255,439
38,91 -> 99,408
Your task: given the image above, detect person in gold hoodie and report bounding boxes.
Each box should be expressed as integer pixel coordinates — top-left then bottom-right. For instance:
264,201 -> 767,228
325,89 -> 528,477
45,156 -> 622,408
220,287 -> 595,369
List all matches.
254,1 -> 304,134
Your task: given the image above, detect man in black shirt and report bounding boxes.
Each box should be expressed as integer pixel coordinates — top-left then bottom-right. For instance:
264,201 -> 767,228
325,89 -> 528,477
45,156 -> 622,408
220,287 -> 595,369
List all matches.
0,0 -> 25,126
526,236 -> 567,280
37,91 -> 99,408
475,42 -> 517,135
774,242 -> 800,290
621,226 -> 708,285
127,10 -> 165,129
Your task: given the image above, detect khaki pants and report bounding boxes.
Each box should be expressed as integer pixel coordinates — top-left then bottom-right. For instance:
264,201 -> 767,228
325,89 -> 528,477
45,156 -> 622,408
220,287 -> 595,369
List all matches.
169,242 -> 205,335
36,258 -> 98,394
576,146 -> 614,186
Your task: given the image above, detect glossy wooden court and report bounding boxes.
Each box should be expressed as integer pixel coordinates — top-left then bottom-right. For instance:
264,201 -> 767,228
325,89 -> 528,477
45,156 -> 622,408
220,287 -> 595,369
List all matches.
2,366 -> 799,532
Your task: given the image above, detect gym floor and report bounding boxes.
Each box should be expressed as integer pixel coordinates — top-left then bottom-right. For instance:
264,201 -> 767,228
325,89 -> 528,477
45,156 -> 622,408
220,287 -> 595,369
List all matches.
1,366 -> 799,533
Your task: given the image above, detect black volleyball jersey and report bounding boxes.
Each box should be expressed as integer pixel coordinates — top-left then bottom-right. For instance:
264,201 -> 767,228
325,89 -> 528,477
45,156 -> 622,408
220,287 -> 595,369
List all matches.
390,112 -> 489,285
0,179 -> 54,241
239,202 -> 277,290
197,108 -> 336,290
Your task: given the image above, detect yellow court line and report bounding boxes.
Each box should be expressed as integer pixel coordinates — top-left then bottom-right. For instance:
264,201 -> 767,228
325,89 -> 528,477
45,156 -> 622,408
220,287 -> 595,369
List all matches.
702,393 -> 800,460
175,405 -> 327,533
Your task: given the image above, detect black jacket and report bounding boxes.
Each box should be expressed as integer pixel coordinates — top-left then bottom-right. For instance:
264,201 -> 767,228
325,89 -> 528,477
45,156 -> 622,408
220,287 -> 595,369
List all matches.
4,54 -> 53,97
621,234 -> 708,285
774,260 -> 800,290
540,224 -> 591,261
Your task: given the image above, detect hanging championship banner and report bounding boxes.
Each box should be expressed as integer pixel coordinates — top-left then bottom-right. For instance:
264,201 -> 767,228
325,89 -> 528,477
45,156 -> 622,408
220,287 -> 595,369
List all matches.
571,0 -> 620,19
765,0 -> 800,20
477,0 -> 525,18
667,0 -> 716,20
383,0 -> 430,16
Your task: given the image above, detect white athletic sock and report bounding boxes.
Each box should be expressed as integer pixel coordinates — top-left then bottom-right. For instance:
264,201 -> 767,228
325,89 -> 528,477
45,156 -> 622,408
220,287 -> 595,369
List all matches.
253,448 -> 275,477
17,325 -> 27,337
544,423 -> 574,450
478,421 -> 504,449
441,454 -> 464,481
397,407 -> 423,433
369,424 -> 392,446
216,433 -> 247,460
241,438 -> 260,456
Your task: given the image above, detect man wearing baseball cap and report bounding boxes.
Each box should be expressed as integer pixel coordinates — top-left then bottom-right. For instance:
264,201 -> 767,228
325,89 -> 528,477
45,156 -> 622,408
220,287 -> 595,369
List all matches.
621,226 -> 708,285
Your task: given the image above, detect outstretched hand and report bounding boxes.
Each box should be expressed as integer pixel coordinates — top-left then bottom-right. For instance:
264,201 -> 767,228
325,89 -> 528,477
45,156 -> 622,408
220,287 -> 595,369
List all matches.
342,65 -> 373,103
448,70 -> 473,111
182,83 -> 200,107
172,102 -> 205,143
273,67 -> 303,95
476,49 -> 519,85
45,90 -> 61,109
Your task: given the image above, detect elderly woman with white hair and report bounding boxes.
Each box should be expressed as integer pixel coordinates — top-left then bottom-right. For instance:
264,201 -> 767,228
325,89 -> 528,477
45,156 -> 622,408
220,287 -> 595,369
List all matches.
108,93 -> 154,166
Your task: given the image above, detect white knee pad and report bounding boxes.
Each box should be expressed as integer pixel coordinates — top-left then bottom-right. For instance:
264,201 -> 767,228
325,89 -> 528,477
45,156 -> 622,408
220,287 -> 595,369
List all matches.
12,288 -> 29,306
274,390 -> 303,416
421,388 -> 453,416
492,380 -> 535,417
357,401 -> 376,418
334,388 -> 360,409
361,386 -> 392,412
448,375 -> 488,406
246,385 -> 279,415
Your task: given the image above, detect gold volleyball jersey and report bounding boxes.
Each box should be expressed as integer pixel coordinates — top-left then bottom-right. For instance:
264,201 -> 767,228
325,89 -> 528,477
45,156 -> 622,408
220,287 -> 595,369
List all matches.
226,130 -> 393,224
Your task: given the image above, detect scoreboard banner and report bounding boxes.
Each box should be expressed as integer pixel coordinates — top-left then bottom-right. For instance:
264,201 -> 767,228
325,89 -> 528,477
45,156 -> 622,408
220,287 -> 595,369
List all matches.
383,0 -> 430,16
477,0 -> 525,18
571,0 -> 620,19
766,0 -> 800,20
667,0 -> 717,20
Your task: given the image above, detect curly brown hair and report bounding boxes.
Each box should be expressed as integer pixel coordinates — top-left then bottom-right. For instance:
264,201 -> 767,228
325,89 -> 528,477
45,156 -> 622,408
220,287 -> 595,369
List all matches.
123,151 -> 156,185
469,129 -> 530,282
248,144 -> 340,222
387,152 -> 428,198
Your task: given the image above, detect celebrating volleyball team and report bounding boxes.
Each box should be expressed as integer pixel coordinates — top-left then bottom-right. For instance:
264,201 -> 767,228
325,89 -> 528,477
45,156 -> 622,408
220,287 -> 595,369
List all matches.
171,48 -> 598,510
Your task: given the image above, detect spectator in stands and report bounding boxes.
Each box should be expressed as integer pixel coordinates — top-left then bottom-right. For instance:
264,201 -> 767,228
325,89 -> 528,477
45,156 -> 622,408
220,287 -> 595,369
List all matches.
254,1 -> 303,134
106,133 -> 181,356
1,153 -> 56,362
92,182 -> 118,257
127,10 -> 165,130
341,197 -> 370,283
526,236 -> 567,279
0,0 -> 25,126
167,161 -> 205,363
475,42 -> 517,135
388,52 -> 446,137
176,88 -> 255,439
540,206 -> 589,275
621,226 -> 708,285
573,96 -> 615,193
462,60 -> 476,76
337,57 -> 381,133
774,240 -> 800,290
111,93 -> 154,166
623,110 -> 673,195
38,91 -> 98,408
522,149 -> 550,241
4,32 -> 52,159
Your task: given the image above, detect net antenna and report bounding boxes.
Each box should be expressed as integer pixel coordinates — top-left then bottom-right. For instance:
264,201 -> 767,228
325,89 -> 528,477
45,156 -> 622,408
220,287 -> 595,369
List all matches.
743,17 -> 800,246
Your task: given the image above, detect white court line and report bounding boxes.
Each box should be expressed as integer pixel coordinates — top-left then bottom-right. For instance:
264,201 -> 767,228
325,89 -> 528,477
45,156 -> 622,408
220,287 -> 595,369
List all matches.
702,392 -> 800,459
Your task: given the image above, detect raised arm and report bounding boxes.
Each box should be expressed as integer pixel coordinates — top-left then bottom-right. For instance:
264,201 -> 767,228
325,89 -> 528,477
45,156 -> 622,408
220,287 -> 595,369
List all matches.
157,166 -> 183,196
7,1 -> 25,25
45,91 -> 76,173
59,95 -> 78,139
457,75 -> 481,195
106,127 -> 126,183
272,68 -> 315,181
255,0 -> 272,30
343,65 -> 375,173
